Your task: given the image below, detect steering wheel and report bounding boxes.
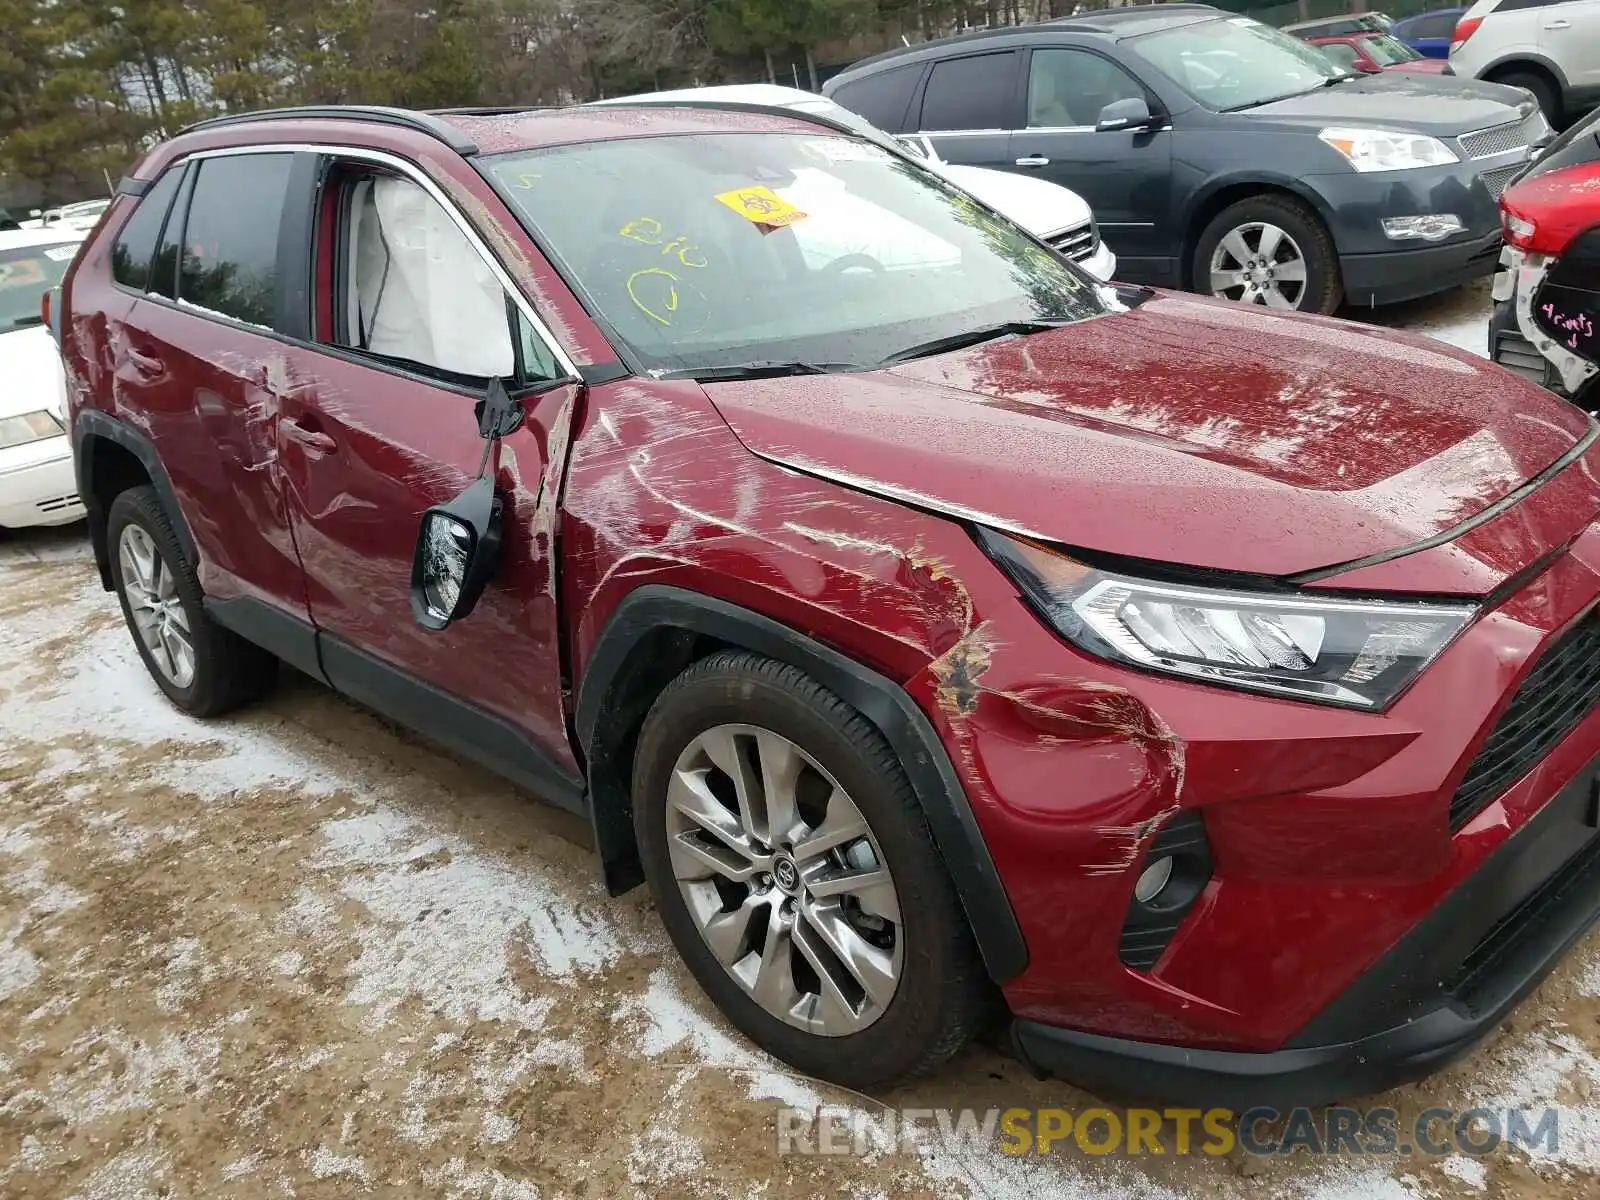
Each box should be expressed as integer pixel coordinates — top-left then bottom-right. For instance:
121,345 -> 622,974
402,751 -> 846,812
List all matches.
819,253 -> 887,278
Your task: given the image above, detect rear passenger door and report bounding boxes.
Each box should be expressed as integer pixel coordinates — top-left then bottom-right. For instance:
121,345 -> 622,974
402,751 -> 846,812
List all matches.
909,50 -> 1022,169
1008,47 -> 1175,282
1541,0 -> 1600,95
110,149 -> 318,643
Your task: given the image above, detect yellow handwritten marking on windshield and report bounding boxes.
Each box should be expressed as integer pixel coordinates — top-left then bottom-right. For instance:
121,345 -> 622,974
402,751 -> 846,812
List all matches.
627,267 -> 681,326
714,186 -> 807,228
620,217 -> 708,268
511,172 -> 541,190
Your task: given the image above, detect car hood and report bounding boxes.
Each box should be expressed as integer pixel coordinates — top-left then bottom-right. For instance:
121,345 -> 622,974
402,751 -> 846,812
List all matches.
1243,72 -> 1531,135
702,292 -> 1592,582
0,325 -> 68,421
934,163 -> 1092,236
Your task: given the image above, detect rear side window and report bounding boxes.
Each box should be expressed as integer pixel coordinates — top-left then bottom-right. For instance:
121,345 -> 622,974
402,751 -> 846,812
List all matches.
919,52 -> 1020,131
829,64 -> 924,133
177,153 -> 295,329
111,168 -> 183,293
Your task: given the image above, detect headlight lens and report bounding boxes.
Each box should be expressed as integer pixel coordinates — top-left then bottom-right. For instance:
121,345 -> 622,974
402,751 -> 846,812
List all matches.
1318,126 -> 1459,172
979,531 -> 1475,710
0,410 -> 65,450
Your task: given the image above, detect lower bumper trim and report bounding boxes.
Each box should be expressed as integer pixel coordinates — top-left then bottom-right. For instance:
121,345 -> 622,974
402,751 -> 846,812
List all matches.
1340,229 -> 1501,307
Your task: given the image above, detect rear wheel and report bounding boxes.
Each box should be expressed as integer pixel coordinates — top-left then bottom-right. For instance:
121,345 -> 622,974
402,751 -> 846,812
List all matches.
1194,195 -> 1342,315
633,651 -> 990,1089
107,486 -> 277,716
1492,70 -> 1559,124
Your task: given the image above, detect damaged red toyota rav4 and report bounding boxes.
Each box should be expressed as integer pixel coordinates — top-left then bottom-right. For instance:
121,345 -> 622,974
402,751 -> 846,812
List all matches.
58,101 -> 1600,1106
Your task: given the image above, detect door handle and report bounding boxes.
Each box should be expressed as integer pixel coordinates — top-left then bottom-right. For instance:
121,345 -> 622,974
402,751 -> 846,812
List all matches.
282,418 -> 337,456
1015,155 -> 1051,167
1544,18 -> 1571,27
126,348 -> 164,376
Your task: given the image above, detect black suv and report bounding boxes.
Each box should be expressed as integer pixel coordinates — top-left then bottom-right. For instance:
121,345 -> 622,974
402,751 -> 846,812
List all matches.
824,3 -> 1546,312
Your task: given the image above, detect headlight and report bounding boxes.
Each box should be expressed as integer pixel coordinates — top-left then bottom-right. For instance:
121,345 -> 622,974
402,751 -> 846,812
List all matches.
1318,126 -> 1459,172
0,410 -> 65,450
979,530 -> 1475,710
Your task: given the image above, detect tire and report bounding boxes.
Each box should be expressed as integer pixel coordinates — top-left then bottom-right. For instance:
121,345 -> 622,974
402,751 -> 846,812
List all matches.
107,485 -> 277,716
1193,194 -> 1342,315
1493,70 -> 1559,125
633,650 -> 991,1090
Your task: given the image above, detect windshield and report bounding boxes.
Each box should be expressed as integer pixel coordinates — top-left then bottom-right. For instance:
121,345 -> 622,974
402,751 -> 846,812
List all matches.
0,242 -> 76,332
1132,16 -> 1344,111
485,132 -> 1104,374
1359,33 -> 1421,65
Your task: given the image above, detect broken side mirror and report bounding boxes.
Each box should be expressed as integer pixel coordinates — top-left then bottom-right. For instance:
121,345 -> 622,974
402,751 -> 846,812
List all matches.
409,377 -> 522,631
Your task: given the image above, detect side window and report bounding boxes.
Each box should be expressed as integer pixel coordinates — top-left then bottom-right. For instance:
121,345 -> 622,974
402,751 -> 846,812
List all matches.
111,168 -> 183,293
919,52 -> 1020,131
829,64 -> 924,133
1320,42 -> 1363,71
1027,49 -> 1147,128
1413,13 -> 1454,36
178,153 -> 295,328
326,171 -> 525,382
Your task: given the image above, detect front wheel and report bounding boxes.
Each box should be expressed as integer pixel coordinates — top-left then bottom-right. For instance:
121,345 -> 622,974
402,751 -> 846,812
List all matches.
633,651 -> 991,1090
1193,195 -> 1342,314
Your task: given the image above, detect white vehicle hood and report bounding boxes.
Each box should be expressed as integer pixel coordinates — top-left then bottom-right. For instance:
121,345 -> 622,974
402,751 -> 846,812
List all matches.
0,325 -> 69,421
931,163 -> 1092,238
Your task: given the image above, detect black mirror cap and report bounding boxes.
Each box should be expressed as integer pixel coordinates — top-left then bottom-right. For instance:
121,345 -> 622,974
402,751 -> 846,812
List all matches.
410,474 -> 504,631
1096,97 -> 1154,133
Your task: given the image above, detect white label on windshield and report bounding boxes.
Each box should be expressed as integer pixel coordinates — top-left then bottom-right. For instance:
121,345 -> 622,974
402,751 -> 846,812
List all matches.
798,139 -> 889,165
42,246 -> 78,261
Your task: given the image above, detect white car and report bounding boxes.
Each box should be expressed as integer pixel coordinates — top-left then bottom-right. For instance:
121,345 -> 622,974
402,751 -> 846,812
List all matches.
39,198 -> 112,232
0,228 -> 86,528
1449,0 -> 1600,122
587,83 -> 1117,282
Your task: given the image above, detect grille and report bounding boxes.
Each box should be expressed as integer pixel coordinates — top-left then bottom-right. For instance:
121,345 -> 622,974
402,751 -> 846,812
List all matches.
1118,810 -> 1211,971
1480,163 -> 1524,200
1459,120 -> 1528,160
1492,330 -> 1566,394
35,493 -> 81,514
1047,222 -> 1098,262
1450,613 -> 1600,831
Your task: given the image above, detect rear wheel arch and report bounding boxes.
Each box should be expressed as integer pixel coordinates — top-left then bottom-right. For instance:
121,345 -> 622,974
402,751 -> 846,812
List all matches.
1481,58 -> 1564,119
574,585 -> 1029,985
74,413 -> 196,592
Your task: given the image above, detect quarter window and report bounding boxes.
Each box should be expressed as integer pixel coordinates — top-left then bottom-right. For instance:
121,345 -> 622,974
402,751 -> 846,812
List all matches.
919,52 -> 1020,131
829,64 -> 924,133
1027,48 -> 1148,128
111,168 -> 183,294
177,154 -> 295,329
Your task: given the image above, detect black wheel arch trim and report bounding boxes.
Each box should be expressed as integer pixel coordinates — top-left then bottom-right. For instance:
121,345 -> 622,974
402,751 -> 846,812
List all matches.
73,410 -> 198,591
574,584 -> 1030,984
1479,53 -> 1571,93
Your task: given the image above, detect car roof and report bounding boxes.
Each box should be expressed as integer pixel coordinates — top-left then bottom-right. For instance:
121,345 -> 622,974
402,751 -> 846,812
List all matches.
590,83 -> 832,110
0,227 -> 87,251
831,4 -> 1222,76
154,102 -> 826,170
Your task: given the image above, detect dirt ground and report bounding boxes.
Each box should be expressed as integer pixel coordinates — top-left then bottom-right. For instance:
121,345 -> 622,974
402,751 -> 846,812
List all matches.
7,284 -> 1600,1200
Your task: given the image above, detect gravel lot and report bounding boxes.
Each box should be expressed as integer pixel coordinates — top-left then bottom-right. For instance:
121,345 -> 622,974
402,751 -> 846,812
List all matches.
7,280 -> 1600,1199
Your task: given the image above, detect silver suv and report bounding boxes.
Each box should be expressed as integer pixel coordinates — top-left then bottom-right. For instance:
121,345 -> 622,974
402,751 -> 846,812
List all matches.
1449,0 -> 1600,121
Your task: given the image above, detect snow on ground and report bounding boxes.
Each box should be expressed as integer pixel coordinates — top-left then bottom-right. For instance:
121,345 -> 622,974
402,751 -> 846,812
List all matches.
2,279 -> 1594,1200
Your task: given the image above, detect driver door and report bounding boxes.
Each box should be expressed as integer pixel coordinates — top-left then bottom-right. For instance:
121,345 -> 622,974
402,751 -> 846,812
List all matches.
278,157 -> 583,787
1006,47 -> 1175,285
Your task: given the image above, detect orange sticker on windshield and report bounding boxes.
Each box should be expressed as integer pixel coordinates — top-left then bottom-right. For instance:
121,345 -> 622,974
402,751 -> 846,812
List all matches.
714,185 -> 807,229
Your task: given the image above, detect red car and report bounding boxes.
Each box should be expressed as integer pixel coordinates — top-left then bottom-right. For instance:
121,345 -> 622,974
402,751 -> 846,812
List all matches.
57,102 -> 1600,1106
1307,30 -> 1454,74
1490,103 -> 1600,406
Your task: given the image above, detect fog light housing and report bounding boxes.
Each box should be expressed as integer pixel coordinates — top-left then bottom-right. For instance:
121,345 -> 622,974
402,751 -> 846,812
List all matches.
1133,855 -> 1173,904
1382,214 -> 1466,242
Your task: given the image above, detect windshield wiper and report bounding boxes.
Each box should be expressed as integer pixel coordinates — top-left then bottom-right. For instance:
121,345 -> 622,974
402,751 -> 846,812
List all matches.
879,319 -> 1072,366
653,361 -> 864,382
7,315 -> 44,330
1223,84 -> 1327,112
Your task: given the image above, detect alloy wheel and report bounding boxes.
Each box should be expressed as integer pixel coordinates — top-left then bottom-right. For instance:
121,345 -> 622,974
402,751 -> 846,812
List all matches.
665,723 -> 904,1036
118,524 -> 195,688
1208,221 -> 1308,310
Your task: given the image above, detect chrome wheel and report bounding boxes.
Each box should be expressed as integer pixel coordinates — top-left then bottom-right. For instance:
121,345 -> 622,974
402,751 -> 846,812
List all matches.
118,524 -> 195,688
1209,221 -> 1308,310
665,723 -> 904,1036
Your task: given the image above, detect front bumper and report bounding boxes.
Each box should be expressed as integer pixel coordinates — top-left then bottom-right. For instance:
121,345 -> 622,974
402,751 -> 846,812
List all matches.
1014,749 -> 1600,1107
1339,226 -> 1502,307
0,436 -> 85,528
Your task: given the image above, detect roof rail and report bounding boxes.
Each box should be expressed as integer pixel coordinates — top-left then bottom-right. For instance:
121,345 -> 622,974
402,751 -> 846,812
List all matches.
426,106 -> 556,117
177,105 -> 479,156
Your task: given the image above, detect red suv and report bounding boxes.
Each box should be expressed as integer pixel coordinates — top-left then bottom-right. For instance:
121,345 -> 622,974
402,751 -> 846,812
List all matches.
59,102 -> 1600,1106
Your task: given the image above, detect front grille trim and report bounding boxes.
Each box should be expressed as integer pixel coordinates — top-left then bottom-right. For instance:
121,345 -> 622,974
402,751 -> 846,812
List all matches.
1450,611 -> 1600,831
1459,120 -> 1528,160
